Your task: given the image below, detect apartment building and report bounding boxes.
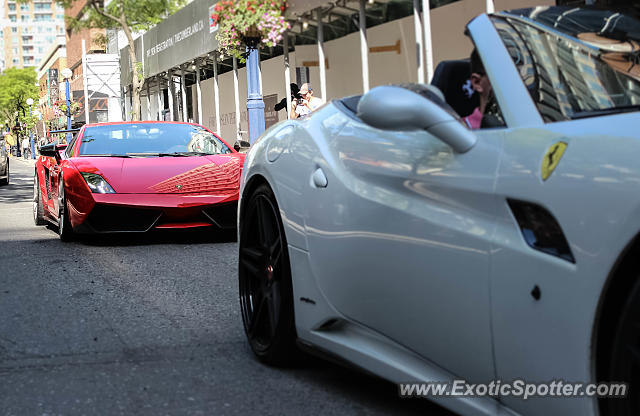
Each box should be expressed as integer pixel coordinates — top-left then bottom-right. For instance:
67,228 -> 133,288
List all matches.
0,0 -> 65,70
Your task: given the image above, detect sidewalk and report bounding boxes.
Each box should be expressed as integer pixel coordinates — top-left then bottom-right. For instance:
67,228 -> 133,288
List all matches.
9,155 -> 36,166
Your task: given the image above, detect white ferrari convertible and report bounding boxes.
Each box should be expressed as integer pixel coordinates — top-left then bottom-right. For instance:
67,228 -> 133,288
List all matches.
238,6 -> 640,416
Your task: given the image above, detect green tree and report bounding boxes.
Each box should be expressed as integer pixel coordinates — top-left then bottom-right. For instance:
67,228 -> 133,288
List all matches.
0,67 -> 39,133
21,0 -> 185,121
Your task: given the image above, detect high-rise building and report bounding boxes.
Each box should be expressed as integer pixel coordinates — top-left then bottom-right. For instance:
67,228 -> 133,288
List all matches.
0,0 -> 66,70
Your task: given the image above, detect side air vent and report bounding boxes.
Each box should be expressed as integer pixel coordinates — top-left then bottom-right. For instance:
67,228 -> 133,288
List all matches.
44,169 -> 51,199
507,199 -> 575,263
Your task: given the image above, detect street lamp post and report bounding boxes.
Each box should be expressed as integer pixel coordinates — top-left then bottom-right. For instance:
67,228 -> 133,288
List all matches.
12,111 -> 20,158
26,98 -> 34,159
33,109 -> 41,158
61,68 -> 73,142
245,42 -> 265,145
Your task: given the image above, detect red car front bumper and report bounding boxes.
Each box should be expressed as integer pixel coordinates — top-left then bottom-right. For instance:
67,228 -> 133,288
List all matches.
68,192 -> 238,233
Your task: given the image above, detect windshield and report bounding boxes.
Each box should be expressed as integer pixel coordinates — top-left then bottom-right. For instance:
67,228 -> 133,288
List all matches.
492,8 -> 640,122
78,123 -> 232,156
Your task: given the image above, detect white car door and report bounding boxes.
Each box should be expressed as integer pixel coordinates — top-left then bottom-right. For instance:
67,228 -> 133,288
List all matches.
303,118 -> 503,383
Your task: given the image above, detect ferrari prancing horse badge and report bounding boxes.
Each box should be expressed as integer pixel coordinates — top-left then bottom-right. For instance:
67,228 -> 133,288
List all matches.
541,142 -> 567,181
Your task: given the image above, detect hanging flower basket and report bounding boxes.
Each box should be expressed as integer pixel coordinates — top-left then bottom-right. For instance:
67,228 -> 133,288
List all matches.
211,0 -> 290,62
53,99 -> 81,118
240,24 -> 262,48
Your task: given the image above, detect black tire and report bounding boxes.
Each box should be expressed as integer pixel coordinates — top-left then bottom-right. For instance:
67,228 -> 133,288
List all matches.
33,173 -> 45,225
0,160 -> 8,186
239,183 -> 297,365
58,179 -> 75,242
604,275 -> 640,415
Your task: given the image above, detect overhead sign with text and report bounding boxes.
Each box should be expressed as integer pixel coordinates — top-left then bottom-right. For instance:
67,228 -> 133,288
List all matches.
133,0 -> 219,81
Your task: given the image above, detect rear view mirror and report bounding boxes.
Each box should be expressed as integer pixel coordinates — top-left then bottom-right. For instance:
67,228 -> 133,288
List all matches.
357,85 -> 477,153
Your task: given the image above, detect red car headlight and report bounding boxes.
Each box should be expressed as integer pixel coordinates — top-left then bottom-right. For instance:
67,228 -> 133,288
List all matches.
80,172 -> 116,194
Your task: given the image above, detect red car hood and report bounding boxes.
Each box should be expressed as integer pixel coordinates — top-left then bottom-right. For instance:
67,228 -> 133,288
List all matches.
71,153 -> 245,195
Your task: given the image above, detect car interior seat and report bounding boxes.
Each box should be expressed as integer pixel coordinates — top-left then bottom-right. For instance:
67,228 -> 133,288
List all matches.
430,59 -> 479,118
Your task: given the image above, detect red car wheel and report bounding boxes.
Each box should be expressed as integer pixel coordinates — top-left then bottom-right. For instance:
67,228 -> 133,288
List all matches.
33,173 -> 45,225
57,180 -> 75,241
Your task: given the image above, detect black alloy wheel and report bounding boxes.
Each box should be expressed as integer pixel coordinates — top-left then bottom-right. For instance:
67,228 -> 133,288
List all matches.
57,179 -> 74,241
33,174 -> 45,225
604,275 -> 640,415
239,184 -> 297,365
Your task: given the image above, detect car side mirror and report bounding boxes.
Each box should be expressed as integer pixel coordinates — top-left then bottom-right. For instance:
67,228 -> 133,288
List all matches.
357,85 -> 477,153
39,143 -> 67,160
234,140 -> 250,152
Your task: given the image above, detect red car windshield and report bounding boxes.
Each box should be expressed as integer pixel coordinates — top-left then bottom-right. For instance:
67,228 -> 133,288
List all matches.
78,123 -> 232,157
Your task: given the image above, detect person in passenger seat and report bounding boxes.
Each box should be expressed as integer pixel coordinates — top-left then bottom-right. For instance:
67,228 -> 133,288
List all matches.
464,49 -> 494,129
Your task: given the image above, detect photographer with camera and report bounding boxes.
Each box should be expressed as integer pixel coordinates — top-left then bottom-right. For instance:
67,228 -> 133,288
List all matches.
290,83 -> 323,119
274,83 -> 300,115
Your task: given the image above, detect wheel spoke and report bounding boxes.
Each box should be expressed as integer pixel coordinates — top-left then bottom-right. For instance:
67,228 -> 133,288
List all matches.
59,197 -> 65,224
248,294 -> 267,338
267,282 -> 281,338
254,198 -> 267,247
269,235 -> 282,267
241,246 -> 264,277
58,186 -> 64,219
256,198 -> 275,248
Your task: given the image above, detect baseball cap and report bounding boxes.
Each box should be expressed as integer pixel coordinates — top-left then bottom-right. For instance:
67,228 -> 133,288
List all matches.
299,83 -> 312,94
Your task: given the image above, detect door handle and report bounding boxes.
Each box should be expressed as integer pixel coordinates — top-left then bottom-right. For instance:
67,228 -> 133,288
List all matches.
311,168 -> 328,188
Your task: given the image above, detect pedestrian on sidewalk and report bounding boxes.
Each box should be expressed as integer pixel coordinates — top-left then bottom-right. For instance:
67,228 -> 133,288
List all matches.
22,137 -> 30,159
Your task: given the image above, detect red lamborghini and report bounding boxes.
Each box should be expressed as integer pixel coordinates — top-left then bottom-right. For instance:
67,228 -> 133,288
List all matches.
33,121 -> 245,241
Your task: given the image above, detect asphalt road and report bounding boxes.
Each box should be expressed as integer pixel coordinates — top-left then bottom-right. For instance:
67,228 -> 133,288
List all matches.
0,157 -> 453,416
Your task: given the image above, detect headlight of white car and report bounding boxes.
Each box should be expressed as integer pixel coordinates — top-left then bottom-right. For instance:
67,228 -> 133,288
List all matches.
80,172 -> 116,194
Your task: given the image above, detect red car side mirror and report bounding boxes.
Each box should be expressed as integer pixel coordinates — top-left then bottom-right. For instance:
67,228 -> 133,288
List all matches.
39,143 -> 67,161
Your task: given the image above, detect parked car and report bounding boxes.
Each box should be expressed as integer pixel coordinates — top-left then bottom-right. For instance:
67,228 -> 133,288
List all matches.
34,121 -> 244,241
237,6 -> 640,416
0,139 -> 8,186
